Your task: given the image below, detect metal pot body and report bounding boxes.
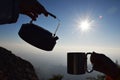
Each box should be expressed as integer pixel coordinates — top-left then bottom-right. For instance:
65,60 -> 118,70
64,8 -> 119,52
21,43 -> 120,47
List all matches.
18,23 -> 58,51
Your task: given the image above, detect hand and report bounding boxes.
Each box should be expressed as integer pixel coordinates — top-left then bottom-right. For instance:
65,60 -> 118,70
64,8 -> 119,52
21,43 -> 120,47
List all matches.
90,52 -> 120,79
19,0 -> 49,20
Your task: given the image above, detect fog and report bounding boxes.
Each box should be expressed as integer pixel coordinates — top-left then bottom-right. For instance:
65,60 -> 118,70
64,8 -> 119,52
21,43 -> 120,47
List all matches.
15,51 -> 103,80
0,43 -> 120,80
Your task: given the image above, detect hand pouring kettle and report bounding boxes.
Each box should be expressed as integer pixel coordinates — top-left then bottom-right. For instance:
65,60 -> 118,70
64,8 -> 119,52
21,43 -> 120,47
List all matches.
18,12 -> 60,51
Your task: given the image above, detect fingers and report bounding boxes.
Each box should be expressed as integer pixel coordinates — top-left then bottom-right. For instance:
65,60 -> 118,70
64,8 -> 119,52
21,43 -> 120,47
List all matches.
34,1 -> 49,17
43,12 -> 49,17
19,0 -> 49,20
90,52 -> 108,73
24,12 -> 38,21
90,52 -> 105,64
35,2 -> 56,18
48,12 -> 56,18
90,52 -> 98,64
30,9 -> 39,20
90,52 -> 117,74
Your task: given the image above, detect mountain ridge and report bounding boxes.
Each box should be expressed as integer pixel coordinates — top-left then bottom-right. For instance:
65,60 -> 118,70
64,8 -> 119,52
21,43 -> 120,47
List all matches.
0,47 -> 39,80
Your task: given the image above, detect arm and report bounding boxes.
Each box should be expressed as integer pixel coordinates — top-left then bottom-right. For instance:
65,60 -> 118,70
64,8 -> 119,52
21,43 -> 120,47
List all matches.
0,0 -> 51,25
0,0 -> 20,24
90,52 -> 120,80
116,76 -> 120,80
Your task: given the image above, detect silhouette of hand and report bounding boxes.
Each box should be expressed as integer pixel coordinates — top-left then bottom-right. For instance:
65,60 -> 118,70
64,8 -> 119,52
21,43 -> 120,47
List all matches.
19,0 -> 49,20
90,52 -> 120,79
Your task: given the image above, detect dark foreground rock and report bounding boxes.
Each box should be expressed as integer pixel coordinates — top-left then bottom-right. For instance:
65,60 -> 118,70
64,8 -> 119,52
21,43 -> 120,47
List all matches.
0,47 -> 39,80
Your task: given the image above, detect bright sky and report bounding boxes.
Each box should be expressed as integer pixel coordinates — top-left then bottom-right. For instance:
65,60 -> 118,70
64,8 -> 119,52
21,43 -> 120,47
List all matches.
0,0 -> 120,65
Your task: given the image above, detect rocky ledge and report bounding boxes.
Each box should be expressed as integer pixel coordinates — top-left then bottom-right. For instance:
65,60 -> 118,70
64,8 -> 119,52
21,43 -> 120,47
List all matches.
0,47 -> 39,80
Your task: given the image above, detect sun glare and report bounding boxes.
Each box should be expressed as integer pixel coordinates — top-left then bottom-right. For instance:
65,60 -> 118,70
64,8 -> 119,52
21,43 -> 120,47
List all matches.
79,20 -> 91,31
76,15 -> 95,33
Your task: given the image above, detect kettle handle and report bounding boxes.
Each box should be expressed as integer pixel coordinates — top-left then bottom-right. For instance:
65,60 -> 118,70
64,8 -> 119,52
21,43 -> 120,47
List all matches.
48,12 -> 56,19
53,18 -> 61,36
29,14 -> 61,37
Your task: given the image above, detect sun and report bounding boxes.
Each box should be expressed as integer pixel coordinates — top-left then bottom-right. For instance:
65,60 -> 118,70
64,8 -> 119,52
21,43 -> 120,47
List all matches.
79,20 -> 90,31
76,15 -> 95,33
79,19 -> 91,32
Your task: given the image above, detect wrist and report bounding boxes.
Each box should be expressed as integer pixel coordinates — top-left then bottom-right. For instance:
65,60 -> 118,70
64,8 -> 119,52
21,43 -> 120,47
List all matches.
116,76 -> 120,80
109,66 -> 120,80
8,0 -> 20,23
114,68 -> 120,80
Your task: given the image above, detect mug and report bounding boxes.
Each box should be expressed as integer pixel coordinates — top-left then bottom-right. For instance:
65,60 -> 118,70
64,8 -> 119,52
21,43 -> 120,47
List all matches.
67,52 -> 93,75
18,21 -> 59,51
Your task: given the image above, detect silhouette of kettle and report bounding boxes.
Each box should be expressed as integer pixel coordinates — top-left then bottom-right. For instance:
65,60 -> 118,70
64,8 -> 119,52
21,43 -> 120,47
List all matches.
18,13 -> 60,51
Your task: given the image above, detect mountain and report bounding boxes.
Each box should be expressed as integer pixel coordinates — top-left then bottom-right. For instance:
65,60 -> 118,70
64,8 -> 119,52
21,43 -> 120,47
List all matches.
0,47 -> 39,80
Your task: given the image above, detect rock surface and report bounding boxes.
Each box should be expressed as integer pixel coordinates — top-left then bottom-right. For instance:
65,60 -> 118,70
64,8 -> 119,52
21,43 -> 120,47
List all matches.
0,47 -> 39,80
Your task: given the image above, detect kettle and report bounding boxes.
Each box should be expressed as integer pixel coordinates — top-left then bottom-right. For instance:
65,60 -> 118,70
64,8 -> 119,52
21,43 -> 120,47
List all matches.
18,13 -> 60,51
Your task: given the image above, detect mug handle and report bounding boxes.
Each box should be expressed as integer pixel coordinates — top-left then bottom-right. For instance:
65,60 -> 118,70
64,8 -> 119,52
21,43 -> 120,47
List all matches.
86,53 -> 94,73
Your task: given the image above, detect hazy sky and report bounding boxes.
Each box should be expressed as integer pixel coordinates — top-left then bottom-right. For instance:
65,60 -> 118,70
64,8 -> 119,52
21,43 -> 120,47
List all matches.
0,0 -> 120,66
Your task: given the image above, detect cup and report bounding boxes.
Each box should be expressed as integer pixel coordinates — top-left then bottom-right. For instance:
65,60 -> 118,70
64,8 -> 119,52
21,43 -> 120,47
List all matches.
67,52 -> 93,75
18,22 -> 59,51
